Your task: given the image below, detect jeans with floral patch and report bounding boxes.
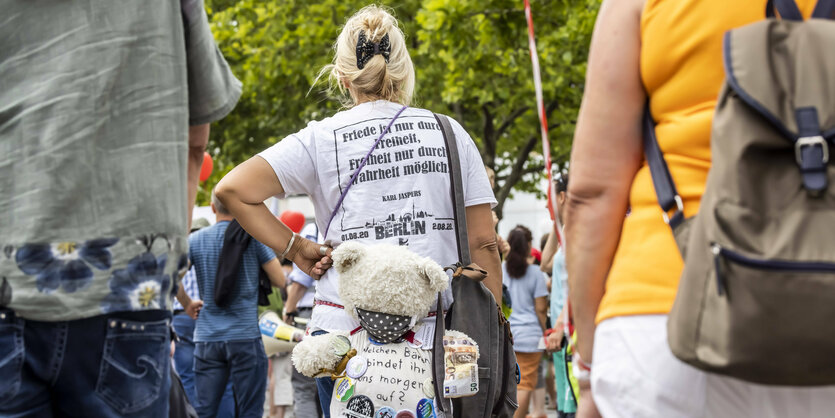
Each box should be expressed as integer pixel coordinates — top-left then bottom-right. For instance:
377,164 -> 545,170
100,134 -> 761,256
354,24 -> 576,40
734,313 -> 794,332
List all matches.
0,308 -> 171,417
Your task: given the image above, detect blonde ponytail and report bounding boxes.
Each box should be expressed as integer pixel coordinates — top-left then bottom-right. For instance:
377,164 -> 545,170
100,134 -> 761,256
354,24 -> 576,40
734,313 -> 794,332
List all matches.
317,5 -> 415,107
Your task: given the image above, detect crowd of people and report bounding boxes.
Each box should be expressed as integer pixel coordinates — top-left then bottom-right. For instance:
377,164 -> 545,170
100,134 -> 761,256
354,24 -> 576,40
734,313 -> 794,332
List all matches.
2,0 -> 835,417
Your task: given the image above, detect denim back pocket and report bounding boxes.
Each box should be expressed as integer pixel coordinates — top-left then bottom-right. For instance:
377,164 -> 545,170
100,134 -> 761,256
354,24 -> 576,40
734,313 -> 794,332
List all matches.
0,312 -> 24,405
95,318 -> 169,414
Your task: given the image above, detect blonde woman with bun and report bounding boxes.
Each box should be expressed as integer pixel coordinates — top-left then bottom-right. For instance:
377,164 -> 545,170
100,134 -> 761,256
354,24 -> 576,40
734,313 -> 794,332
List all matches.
216,5 -> 502,416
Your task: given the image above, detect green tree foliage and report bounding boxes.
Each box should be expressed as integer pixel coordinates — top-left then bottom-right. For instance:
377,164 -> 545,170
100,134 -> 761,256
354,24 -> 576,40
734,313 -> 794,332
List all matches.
201,0 -> 599,217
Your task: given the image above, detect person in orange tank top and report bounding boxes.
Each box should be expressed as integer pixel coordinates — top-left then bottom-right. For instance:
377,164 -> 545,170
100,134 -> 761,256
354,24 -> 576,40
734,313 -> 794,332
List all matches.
566,0 -> 835,416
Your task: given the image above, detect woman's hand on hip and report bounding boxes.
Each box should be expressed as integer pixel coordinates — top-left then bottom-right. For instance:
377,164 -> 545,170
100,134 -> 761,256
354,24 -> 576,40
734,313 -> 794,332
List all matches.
292,237 -> 333,279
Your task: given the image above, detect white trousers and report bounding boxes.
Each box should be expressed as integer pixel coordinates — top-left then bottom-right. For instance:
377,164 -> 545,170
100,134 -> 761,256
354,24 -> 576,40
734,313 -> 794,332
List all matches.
591,315 -> 835,418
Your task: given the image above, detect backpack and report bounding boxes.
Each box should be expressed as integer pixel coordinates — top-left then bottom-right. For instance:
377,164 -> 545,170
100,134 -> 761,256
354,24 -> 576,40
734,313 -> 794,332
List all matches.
644,0 -> 835,385
432,114 -> 518,417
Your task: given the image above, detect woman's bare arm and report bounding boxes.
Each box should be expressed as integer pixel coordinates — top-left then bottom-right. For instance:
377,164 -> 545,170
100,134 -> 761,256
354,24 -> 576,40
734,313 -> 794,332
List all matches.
215,156 -> 331,278
540,222 -> 559,273
565,0 -> 646,363
535,296 -> 548,331
466,203 -> 503,303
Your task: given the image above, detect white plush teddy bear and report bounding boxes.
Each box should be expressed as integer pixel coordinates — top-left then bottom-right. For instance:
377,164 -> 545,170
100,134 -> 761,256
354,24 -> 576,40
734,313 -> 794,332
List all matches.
292,242 -> 479,418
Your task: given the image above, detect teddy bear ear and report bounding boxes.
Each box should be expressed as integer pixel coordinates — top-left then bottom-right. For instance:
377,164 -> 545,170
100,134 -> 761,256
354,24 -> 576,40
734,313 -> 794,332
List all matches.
422,261 -> 449,292
332,241 -> 366,272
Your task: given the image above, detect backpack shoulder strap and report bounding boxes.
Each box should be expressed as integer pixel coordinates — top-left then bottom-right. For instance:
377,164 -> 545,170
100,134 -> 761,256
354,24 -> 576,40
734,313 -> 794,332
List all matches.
434,113 -> 471,264
642,103 -> 685,230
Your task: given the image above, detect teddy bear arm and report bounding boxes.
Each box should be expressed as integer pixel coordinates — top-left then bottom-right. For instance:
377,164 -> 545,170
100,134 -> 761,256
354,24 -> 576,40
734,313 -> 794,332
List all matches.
291,334 -> 342,378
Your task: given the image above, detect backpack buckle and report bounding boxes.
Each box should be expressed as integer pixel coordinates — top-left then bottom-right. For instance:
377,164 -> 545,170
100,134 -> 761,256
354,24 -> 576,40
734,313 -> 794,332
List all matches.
795,135 -> 829,165
662,195 -> 684,226
795,135 -> 829,195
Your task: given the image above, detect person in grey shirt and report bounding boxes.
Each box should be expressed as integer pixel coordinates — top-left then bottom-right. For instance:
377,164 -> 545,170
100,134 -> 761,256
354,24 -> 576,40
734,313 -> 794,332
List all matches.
0,0 -> 240,416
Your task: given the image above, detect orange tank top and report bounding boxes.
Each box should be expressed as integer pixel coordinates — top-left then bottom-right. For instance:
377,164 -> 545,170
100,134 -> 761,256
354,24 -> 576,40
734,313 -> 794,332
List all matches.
596,0 -> 817,324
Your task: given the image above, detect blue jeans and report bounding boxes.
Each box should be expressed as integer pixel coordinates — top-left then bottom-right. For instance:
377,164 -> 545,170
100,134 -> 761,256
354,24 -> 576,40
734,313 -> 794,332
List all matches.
0,309 -> 171,417
312,330 -> 334,417
194,338 -> 267,418
172,313 -> 234,417
315,377 -> 335,418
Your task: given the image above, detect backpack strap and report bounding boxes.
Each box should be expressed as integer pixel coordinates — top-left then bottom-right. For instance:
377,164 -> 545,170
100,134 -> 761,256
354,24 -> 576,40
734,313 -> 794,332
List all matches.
766,0 -> 835,19
642,103 -> 685,230
814,0 -> 835,18
323,105 -> 408,240
766,0 -> 804,20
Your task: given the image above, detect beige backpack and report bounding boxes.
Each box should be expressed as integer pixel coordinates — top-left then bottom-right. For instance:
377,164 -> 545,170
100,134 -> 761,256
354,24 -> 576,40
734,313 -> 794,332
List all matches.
644,0 -> 835,385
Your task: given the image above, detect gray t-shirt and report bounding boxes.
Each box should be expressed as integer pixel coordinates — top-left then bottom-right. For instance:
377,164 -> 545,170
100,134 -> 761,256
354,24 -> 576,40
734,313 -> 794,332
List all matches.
503,263 -> 549,353
0,0 -> 241,321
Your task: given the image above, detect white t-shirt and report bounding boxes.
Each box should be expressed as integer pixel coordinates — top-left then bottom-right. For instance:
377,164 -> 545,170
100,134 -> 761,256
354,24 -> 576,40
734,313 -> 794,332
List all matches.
259,100 -> 496,332
287,223 -> 321,309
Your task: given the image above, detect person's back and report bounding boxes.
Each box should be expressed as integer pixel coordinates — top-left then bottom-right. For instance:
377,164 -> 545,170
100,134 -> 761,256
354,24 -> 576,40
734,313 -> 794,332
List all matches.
598,0 -> 819,325
188,201 -> 279,417
567,0 -> 835,416
0,1 -> 239,416
500,226 -> 546,418
503,263 -> 548,343
189,221 -> 274,342
215,7 -> 502,416
258,100 -> 494,331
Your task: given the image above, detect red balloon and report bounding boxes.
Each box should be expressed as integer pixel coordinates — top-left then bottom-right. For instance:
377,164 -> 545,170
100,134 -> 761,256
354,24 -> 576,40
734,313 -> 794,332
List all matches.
279,211 -> 306,234
199,152 -> 213,182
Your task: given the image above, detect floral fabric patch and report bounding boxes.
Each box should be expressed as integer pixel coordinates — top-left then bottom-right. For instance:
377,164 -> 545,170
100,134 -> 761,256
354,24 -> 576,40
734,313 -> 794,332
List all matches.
2,233 -> 185,321
101,252 -> 170,313
15,238 -> 119,293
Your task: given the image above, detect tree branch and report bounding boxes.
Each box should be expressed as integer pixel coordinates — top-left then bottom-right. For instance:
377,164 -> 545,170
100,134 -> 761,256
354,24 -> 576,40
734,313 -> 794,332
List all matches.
546,100 -> 560,114
482,104 -> 496,169
496,106 -> 530,139
494,135 -> 538,217
522,164 -> 546,175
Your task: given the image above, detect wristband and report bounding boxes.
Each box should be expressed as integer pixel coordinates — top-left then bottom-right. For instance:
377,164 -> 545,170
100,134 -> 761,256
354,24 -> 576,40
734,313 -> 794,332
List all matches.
573,352 -> 592,382
544,328 -> 557,337
285,311 -> 298,318
283,233 -> 303,263
574,352 -> 592,371
278,233 -> 297,260
573,359 -> 591,383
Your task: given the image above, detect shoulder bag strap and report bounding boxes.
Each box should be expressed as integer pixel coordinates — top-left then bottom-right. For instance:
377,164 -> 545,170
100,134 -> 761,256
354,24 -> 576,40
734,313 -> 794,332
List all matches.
323,105 -> 409,240
642,102 -> 685,230
429,112 -> 468,413
434,113 -> 471,264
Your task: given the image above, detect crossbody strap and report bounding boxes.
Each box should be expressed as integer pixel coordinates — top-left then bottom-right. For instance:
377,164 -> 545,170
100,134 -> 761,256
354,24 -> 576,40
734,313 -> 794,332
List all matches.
323,105 -> 409,240
642,103 -> 685,230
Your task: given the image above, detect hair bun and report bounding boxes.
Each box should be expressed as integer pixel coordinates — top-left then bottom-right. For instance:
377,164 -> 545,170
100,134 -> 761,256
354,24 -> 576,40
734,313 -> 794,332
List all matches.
359,9 -> 393,42
319,5 -> 415,107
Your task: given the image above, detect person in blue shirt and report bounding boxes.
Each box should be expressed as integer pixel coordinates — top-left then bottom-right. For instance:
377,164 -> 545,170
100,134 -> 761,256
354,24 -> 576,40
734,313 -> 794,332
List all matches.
189,191 -> 285,418
172,219 -> 235,418
503,225 -> 549,418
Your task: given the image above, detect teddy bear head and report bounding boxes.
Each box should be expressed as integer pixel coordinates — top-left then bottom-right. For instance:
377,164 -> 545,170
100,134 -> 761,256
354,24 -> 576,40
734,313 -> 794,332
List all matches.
331,241 -> 449,323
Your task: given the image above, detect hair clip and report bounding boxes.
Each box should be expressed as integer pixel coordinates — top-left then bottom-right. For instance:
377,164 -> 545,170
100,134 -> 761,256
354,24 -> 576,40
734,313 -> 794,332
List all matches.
355,31 -> 391,69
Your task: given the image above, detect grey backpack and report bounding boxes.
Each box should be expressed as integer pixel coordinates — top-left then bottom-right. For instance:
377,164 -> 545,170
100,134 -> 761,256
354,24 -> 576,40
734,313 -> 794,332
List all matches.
645,0 -> 835,385
432,114 -> 518,417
